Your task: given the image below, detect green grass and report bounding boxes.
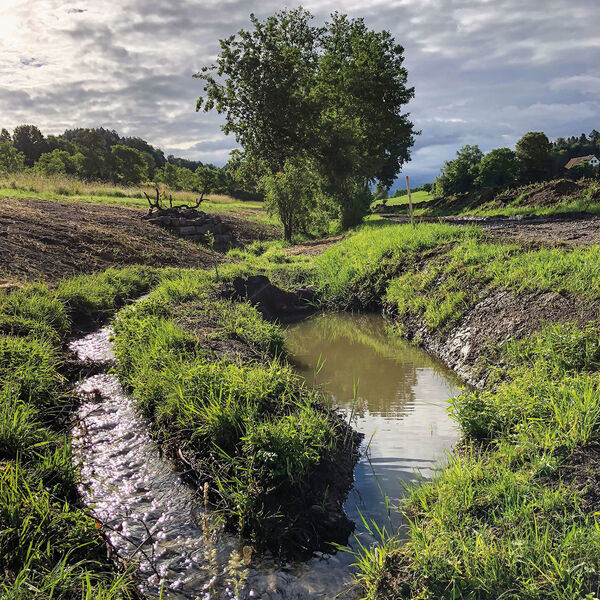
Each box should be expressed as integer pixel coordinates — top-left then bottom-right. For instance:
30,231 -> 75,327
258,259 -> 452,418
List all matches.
0,171 -> 277,225
312,221 -> 484,304
362,324 -> 600,599
310,220 -> 600,330
0,265 -> 171,598
312,222 -> 600,598
111,273 -> 346,544
373,189 -> 432,209
227,239 -> 315,288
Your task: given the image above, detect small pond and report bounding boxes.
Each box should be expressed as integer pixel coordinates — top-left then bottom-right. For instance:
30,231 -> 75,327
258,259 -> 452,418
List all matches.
70,312 -> 462,599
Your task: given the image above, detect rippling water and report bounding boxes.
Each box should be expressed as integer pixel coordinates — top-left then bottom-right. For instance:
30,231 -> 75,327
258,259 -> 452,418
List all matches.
70,313 -> 461,599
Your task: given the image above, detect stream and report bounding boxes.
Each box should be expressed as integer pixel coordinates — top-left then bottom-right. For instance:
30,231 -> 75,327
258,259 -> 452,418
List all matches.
70,312 -> 461,599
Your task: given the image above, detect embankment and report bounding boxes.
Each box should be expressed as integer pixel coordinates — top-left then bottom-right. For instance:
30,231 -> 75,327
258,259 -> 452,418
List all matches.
310,221 -> 600,598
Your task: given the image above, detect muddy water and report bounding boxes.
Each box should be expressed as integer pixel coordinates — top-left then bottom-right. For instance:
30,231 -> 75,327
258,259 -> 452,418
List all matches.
70,314 -> 461,600
285,313 -> 462,535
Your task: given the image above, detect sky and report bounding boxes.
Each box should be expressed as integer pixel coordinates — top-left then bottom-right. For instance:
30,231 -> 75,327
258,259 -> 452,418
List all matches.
1,0 -> 599,187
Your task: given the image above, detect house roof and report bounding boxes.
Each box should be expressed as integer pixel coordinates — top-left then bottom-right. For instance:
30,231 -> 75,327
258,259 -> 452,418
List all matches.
565,155 -> 598,169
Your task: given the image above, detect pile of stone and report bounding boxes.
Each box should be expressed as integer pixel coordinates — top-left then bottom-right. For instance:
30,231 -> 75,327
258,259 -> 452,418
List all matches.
143,207 -> 233,250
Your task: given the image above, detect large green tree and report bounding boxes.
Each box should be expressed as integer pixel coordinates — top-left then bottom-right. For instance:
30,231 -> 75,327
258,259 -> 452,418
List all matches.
12,124 -> 47,166
196,8 -> 318,174
314,13 -> 415,227
195,8 -> 416,232
516,131 -> 552,183
475,147 -> 519,188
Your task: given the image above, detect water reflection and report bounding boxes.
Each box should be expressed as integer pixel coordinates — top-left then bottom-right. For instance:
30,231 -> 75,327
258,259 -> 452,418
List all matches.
286,312 -> 462,532
69,314 -> 462,599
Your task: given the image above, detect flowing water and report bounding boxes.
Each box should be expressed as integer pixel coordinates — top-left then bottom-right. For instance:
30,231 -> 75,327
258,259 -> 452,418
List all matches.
70,312 -> 462,600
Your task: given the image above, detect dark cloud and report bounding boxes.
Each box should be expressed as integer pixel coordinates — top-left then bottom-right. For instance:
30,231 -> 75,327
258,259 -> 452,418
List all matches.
1,0 -> 599,185
20,57 -> 44,68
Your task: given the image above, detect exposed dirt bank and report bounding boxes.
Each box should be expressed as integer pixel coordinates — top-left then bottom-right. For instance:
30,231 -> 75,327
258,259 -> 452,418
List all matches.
0,197 -> 279,283
381,213 -> 600,246
404,178 -> 591,215
388,288 -> 600,389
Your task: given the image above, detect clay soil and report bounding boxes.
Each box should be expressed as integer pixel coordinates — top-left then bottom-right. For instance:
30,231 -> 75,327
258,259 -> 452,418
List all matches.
0,197 -> 278,284
482,215 -> 600,246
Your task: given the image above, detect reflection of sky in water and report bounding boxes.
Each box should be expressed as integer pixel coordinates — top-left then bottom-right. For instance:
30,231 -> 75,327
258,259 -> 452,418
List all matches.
286,312 -> 462,538
69,316 -> 463,600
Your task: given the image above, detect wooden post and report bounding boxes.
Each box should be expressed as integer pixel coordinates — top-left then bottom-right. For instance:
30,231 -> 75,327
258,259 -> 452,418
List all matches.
406,175 -> 415,228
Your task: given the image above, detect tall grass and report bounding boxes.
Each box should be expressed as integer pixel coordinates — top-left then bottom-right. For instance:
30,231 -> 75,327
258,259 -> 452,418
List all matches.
313,222 -> 483,303
111,273 -> 344,544
0,265 -> 169,597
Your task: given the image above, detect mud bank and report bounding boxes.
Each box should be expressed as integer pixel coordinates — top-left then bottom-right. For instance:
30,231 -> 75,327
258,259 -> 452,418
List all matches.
388,287 -> 600,388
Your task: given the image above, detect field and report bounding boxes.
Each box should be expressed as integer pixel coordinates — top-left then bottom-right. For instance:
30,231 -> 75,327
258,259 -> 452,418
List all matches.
3,182 -> 600,598
0,171 -> 277,226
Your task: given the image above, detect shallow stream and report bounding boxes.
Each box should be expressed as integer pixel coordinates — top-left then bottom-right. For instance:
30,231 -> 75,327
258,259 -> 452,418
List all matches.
70,312 -> 461,599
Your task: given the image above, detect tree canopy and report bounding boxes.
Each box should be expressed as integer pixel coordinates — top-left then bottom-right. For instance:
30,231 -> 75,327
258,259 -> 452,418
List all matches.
196,8 -> 416,234
515,131 -> 552,183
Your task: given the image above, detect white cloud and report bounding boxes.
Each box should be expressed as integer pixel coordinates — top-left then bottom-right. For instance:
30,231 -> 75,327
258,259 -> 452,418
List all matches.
0,0 -> 598,181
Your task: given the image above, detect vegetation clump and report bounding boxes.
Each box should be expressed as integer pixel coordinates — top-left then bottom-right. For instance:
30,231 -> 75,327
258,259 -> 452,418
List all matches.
0,266 -> 163,598
111,271 -> 358,555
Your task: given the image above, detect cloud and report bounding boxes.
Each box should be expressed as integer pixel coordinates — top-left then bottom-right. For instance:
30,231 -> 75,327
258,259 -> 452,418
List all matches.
0,0 -> 598,184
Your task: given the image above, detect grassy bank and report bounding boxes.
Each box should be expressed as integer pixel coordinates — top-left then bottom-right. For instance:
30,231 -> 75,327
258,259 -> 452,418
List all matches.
0,266 -> 166,598
417,179 -> 600,219
310,221 -> 600,598
110,269 -> 356,554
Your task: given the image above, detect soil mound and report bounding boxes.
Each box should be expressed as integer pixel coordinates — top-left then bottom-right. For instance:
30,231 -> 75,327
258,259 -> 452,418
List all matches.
520,179 -> 584,207
0,197 -> 278,283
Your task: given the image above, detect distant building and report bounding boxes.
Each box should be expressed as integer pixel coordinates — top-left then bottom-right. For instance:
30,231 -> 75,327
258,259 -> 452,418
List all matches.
565,155 -> 600,169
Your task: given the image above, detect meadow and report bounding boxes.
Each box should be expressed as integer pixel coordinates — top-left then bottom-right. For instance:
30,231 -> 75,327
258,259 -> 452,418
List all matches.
0,171 -> 277,226
3,204 -> 600,598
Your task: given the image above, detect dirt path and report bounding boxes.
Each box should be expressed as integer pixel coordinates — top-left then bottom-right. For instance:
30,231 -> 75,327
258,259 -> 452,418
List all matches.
381,213 -> 600,246
0,197 -> 277,283
285,234 -> 347,256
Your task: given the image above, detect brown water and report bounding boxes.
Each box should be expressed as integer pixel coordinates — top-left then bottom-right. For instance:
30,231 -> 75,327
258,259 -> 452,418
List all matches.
285,312 -> 462,534
69,312 -> 461,600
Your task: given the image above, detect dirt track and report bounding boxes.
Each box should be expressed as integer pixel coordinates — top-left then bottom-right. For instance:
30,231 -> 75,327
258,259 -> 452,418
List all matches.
0,197 -> 277,283
382,213 -> 600,246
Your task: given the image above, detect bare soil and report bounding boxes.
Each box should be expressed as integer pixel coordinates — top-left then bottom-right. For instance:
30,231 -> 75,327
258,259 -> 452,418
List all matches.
285,234 -> 347,256
396,288 -> 600,388
0,197 -> 278,283
482,215 -> 600,246
557,441 -> 600,514
382,213 -> 600,247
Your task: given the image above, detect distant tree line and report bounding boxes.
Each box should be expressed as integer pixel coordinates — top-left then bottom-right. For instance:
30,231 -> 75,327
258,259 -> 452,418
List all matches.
435,130 -> 600,197
0,124 -> 261,200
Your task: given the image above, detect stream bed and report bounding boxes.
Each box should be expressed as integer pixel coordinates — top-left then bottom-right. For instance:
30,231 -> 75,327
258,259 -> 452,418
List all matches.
70,312 -> 461,599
